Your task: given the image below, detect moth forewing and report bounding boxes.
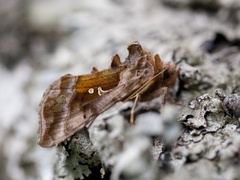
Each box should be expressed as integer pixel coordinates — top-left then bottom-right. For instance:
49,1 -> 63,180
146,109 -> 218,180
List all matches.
38,65 -> 127,147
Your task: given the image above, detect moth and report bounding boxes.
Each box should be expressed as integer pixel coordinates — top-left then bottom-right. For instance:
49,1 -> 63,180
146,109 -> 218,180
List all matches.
38,42 -> 178,147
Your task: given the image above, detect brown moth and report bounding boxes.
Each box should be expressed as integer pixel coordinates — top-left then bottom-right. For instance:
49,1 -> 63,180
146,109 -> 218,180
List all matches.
38,42 -> 178,147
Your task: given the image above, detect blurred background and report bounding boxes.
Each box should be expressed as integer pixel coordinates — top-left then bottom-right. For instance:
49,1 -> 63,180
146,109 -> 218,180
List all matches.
0,0 -> 239,179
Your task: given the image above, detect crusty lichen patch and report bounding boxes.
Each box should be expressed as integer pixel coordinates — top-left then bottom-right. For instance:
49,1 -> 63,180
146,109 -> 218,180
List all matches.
55,128 -> 101,179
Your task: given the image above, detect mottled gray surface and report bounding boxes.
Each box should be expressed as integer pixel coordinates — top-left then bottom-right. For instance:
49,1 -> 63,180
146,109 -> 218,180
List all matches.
0,0 -> 240,180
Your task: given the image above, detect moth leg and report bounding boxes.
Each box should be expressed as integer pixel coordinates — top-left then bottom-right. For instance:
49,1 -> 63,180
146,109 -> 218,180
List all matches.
142,86 -> 168,108
161,87 -> 168,105
158,87 -> 181,108
130,94 -> 139,125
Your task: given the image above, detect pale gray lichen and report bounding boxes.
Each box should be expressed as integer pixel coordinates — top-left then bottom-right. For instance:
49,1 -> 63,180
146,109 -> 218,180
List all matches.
223,94 -> 240,119
178,61 -> 202,89
55,128 -> 101,180
89,111 -> 159,180
110,133 -> 157,180
88,102 -> 181,180
53,90 -> 240,180
90,114 -> 128,169
180,93 -> 227,132
88,101 -> 172,180
172,91 -> 240,179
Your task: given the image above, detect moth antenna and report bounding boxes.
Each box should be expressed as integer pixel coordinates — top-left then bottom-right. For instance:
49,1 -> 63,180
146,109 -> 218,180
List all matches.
154,54 -> 164,71
110,54 -> 121,68
91,67 -> 99,73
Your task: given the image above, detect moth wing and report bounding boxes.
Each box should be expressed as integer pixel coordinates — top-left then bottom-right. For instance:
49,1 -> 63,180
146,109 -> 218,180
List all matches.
38,67 -> 125,147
